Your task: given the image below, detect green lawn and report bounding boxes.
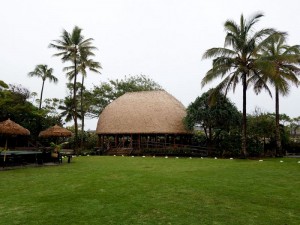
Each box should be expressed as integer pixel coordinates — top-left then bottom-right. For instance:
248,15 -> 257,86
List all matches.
0,156 -> 299,225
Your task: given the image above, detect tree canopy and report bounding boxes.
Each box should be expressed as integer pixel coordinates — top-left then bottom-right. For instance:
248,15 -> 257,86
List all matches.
201,13 -> 276,157
184,89 -> 241,142
0,84 -> 60,138
255,33 -> 300,155
49,25 -> 98,151
28,64 -> 58,110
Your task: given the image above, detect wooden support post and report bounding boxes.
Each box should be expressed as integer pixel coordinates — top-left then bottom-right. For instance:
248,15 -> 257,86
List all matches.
100,135 -> 104,149
146,135 -> 148,149
165,134 -> 167,148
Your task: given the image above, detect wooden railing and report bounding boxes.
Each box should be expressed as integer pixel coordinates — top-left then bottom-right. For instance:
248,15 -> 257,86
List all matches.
103,140 -> 209,157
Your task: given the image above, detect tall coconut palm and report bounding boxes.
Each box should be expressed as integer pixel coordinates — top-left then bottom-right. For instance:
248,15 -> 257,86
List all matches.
255,33 -> 300,156
65,52 -> 102,148
201,13 -> 275,157
28,64 -> 58,109
49,26 -> 97,151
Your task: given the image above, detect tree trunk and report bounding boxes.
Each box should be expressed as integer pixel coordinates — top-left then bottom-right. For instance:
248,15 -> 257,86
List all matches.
275,87 -> 282,156
241,73 -> 247,158
73,55 -> 78,154
208,126 -> 213,156
39,79 -> 45,110
80,76 -> 85,150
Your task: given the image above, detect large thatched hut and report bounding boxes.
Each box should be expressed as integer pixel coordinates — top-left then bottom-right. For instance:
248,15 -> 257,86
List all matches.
96,90 -> 191,154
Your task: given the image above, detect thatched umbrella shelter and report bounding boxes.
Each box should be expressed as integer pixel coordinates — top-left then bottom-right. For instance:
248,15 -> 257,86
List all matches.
39,125 -> 72,138
38,125 -> 72,161
96,91 -> 191,153
0,118 -> 30,136
0,118 -> 30,162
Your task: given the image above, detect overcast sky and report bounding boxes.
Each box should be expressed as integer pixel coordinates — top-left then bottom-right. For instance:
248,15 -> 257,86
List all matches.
1,0 -> 300,130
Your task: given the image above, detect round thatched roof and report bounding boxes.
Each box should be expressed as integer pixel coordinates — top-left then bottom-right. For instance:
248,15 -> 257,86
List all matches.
0,118 -> 30,135
39,125 -> 72,138
96,91 -> 189,134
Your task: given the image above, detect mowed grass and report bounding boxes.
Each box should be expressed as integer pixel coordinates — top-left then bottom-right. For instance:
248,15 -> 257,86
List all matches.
0,156 -> 299,225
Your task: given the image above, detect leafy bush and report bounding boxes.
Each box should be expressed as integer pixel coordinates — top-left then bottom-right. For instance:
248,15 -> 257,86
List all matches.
216,131 -> 241,157
284,141 -> 300,154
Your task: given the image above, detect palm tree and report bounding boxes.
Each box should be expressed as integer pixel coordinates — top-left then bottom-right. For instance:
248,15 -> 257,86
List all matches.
49,26 -> 97,150
65,53 -> 101,149
255,33 -> 300,155
28,64 -> 58,109
201,13 -> 275,157
59,97 -> 81,123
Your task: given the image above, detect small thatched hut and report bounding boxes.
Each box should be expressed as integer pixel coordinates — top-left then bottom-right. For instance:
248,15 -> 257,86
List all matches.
96,91 -> 191,154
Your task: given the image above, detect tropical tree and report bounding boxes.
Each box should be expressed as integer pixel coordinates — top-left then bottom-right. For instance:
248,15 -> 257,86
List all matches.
201,13 -> 275,157
28,64 -> 58,110
43,98 -> 63,117
0,83 -> 61,139
0,80 -> 9,99
247,108 -> 276,155
64,51 -> 101,148
255,33 -> 300,156
58,97 -> 81,123
49,26 -> 97,150
184,89 -> 241,155
290,116 -> 300,137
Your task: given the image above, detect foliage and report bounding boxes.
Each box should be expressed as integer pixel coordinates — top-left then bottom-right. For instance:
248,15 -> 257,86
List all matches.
185,90 -> 242,157
190,130 -> 207,146
201,13 -> 276,157
64,51 -> 101,148
58,97 -> 81,123
63,130 -> 97,153
0,80 -> 9,89
64,52 -> 102,81
83,132 -> 98,150
43,98 -> 64,117
247,108 -> 291,156
284,141 -> 300,154
87,74 -> 163,118
255,33 -> 300,155
185,89 -> 241,143
281,125 -> 291,151
248,109 -> 276,141
49,26 -> 97,151
289,116 -> 300,137
28,64 -> 58,109
49,141 -> 69,152
256,33 -> 300,96
0,83 -> 61,140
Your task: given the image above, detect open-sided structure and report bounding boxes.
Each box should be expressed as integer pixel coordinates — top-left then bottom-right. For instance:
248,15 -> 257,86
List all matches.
96,91 -> 191,154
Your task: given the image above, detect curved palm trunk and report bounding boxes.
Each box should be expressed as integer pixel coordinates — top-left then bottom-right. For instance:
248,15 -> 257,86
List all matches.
241,73 -> 247,158
80,75 -> 85,150
39,79 -> 45,110
275,87 -> 282,156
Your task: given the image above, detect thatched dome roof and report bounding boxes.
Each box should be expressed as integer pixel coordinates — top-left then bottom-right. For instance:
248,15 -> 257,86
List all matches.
96,91 -> 188,134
